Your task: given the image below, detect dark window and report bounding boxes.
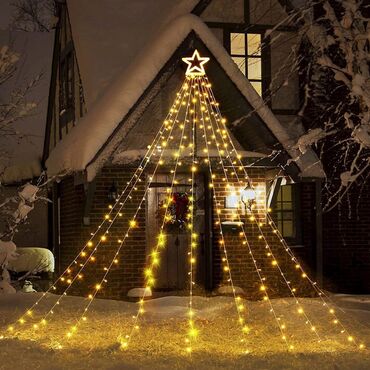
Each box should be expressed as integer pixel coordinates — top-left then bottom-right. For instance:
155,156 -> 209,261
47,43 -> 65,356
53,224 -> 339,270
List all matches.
229,32 -> 263,96
79,77 -> 85,118
59,46 -> 75,126
272,184 -> 301,244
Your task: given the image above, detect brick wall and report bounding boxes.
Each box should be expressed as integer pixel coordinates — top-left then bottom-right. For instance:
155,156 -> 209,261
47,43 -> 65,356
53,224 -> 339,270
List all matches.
211,169 -> 315,298
57,166 -> 317,300
58,166 -> 146,300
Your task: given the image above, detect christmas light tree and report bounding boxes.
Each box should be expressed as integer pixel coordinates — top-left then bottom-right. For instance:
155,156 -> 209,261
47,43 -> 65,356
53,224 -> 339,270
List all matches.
4,50 -> 365,354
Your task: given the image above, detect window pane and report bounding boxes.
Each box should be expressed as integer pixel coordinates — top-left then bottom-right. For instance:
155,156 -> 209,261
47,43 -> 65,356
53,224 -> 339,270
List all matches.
250,81 -> 262,96
231,33 -> 245,55
247,58 -> 262,80
283,221 -> 293,237
282,186 -> 292,201
277,188 -> 282,201
283,211 -> 293,220
247,34 -> 261,56
282,202 -> 293,210
232,56 -> 245,75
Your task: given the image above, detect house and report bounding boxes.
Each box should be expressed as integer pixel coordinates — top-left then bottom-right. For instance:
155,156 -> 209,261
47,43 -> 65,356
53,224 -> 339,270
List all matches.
42,0 -> 367,300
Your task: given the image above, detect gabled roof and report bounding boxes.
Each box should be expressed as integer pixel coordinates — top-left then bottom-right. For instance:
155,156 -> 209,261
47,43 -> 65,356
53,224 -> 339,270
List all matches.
46,12 -> 324,180
67,0 -> 200,108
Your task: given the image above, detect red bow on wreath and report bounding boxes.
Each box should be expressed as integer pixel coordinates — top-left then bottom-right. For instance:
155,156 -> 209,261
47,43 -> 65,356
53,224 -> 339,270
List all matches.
173,192 -> 189,223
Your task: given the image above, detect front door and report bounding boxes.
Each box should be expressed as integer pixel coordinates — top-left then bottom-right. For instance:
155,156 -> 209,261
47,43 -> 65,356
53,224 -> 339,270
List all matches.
146,174 -> 191,290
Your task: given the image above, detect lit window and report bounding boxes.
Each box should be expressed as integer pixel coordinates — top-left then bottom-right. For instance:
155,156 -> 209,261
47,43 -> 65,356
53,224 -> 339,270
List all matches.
273,185 -> 294,238
230,33 -> 262,96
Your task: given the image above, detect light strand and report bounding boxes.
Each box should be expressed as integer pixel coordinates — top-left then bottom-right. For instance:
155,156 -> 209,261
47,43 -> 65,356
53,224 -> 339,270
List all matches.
201,77 -> 324,344
63,81 -> 192,340
7,79 -> 190,334
185,78 -> 198,354
198,80 -> 292,351
202,75 -> 364,349
196,78 -> 251,354
120,76 -> 194,350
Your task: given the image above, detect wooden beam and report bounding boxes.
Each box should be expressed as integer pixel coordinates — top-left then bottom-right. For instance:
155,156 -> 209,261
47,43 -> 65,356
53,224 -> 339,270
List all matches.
83,180 -> 96,226
315,179 -> 323,285
204,172 -> 213,291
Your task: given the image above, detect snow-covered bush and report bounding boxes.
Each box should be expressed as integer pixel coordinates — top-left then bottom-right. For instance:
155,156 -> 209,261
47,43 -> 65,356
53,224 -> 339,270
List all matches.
0,239 -> 18,294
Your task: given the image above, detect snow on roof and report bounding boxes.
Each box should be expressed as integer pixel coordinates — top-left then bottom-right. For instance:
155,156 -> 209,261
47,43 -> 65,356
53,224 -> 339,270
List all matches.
113,149 -> 267,165
67,0 -> 199,108
0,30 -> 54,184
46,13 -> 324,179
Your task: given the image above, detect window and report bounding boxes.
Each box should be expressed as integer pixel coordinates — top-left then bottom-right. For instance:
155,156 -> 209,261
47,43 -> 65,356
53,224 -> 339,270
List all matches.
59,47 -> 75,125
273,185 -> 299,240
230,33 -> 263,96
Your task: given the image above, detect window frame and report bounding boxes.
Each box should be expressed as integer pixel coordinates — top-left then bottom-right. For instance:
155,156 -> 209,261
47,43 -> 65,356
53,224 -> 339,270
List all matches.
272,184 -> 302,245
224,29 -> 271,99
59,41 -> 75,127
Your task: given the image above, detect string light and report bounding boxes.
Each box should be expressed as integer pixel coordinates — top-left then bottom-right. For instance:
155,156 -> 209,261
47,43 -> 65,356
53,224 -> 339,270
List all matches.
197,80 -> 290,351
6,78 -> 191,335
64,78 -> 194,341
119,75 -> 195,350
196,78 -> 251,354
201,74 -> 364,350
5,51 -> 366,354
185,80 -> 198,354
200,76 -> 326,344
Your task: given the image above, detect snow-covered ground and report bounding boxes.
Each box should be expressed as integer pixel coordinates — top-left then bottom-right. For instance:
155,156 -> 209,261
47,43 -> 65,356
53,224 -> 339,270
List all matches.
0,293 -> 369,369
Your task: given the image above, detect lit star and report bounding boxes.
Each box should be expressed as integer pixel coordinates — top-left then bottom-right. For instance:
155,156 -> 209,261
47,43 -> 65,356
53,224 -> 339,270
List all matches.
182,50 -> 210,76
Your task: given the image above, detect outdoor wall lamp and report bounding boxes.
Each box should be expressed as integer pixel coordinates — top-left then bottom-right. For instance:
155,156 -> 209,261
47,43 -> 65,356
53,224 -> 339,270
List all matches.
240,184 -> 256,212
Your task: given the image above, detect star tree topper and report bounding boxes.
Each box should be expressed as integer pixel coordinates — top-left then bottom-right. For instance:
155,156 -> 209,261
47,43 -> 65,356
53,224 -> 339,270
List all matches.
182,50 -> 210,76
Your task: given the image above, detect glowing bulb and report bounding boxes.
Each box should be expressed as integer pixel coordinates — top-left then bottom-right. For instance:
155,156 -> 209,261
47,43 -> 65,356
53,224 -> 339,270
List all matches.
129,220 -> 137,228
188,327 -> 199,338
242,326 -> 250,334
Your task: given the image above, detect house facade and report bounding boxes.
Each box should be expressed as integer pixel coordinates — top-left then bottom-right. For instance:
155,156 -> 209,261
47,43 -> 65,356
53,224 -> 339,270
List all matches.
42,0 -> 368,300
